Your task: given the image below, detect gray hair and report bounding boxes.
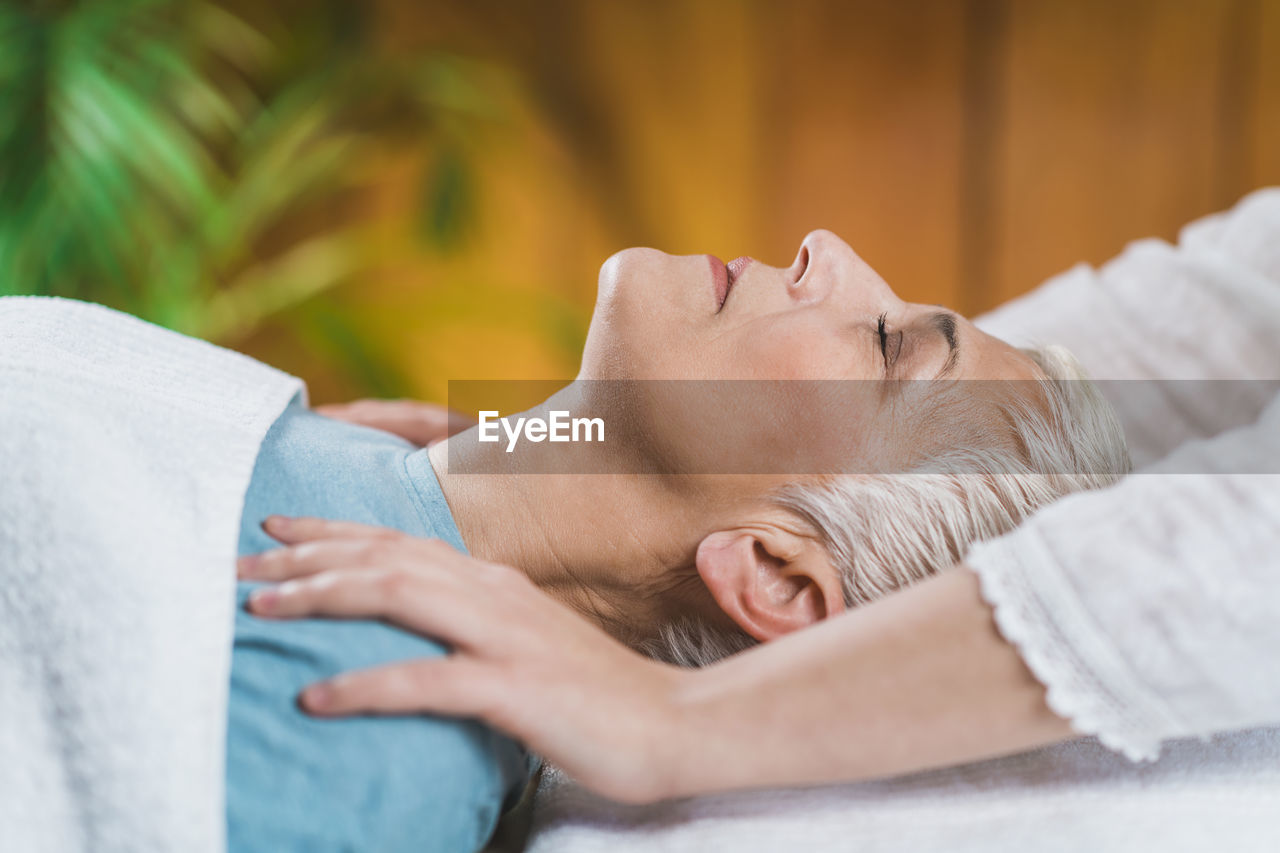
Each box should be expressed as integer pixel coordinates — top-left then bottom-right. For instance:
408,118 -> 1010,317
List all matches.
643,345 -> 1132,667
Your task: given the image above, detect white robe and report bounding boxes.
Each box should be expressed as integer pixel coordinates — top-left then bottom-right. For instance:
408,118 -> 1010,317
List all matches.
971,186 -> 1280,760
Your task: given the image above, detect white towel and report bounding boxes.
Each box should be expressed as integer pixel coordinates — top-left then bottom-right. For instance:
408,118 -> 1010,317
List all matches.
0,297 -> 300,853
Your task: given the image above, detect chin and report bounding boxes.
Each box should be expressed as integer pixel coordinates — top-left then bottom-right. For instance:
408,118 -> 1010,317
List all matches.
596,247 -> 674,305
595,250 -> 630,304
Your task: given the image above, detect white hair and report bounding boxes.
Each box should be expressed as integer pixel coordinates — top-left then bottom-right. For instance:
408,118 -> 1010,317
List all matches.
642,345 -> 1132,668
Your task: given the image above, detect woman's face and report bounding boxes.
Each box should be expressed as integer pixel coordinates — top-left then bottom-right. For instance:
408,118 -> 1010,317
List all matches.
581,229 -> 1040,384
576,230 -> 1045,477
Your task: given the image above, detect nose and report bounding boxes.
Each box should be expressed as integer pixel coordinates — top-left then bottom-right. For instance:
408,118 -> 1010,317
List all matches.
788,229 -> 895,309
787,230 -> 844,304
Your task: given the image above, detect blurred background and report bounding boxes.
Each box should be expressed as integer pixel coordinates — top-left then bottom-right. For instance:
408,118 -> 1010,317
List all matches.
2,0 -> 1278,404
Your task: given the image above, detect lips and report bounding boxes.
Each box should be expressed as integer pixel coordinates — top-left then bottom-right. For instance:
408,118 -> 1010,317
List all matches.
709,254 -> 754,311
708,255 -> 730,309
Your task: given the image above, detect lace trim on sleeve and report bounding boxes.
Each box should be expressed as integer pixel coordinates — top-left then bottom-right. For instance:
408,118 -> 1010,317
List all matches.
966,531 -> 1186,763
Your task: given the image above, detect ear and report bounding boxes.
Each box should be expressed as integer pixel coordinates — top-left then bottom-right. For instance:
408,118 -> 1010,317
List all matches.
695,527 -> 846,642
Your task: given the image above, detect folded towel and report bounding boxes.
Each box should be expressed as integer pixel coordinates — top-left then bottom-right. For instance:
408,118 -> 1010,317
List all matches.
0,297 -> 300,853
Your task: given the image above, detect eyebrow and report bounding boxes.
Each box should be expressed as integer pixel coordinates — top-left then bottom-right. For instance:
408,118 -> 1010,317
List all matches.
929,311 -> 960,378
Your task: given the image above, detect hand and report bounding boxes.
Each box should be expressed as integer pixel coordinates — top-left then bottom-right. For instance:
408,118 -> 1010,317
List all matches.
237,516 -> 694,804
313,399 -> 476,447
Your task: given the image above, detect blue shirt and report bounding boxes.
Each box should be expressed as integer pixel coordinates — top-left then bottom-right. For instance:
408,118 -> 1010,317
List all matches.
228,396 -> 533,852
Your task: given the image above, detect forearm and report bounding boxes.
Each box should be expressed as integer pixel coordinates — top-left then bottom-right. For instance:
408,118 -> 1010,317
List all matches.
665,566 -> 1075,797
241,518 -> 1079,806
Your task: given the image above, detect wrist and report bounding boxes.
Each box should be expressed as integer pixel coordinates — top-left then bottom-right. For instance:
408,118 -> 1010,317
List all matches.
629,664 -> 718,802
649,662 -> 748,800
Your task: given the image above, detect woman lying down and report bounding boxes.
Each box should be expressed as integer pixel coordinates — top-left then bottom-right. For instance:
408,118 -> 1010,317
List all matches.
0,229 -> 1129,852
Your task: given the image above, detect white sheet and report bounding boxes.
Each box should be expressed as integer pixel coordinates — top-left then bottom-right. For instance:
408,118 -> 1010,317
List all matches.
0,297 -> 300,852
529,730 -> 1280,853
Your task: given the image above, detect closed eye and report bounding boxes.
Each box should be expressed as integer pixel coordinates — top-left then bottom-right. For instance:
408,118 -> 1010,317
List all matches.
876,313 -> 903,368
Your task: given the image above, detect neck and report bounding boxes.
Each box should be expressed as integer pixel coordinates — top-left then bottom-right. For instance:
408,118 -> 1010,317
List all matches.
423,401 -> 710,639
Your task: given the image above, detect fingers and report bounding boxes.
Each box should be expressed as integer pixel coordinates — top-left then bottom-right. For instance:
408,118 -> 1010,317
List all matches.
301,658 -> 498,719
245,566 -> 406,619
314,399 -> 477,447
239,536 -> 383,582
239,525 -> 456,581
442,408 -> 479,436
315,400 -> 433,433
313,401 -> 381,419
243,555 -> 489,650
260,515 -> 402,546
236,516 -> 405,578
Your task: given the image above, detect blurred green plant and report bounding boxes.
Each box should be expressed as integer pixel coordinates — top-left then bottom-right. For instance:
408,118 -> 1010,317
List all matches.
0,0 -> 511,394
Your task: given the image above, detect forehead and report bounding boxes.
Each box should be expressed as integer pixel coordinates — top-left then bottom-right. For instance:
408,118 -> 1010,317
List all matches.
960,323 -> 1046,381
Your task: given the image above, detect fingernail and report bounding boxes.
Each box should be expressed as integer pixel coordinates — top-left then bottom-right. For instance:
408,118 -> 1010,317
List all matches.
249,587 -> 279,613
263,515 -> 291,532
237,554 -> 259,577
302,683 -> 332,711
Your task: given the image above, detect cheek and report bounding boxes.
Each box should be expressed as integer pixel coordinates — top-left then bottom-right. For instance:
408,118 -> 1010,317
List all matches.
736,324 -> 850,380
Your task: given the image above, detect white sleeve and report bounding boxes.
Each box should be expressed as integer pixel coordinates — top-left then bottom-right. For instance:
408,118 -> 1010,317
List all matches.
965,392 -> 1280,762
975,187 -> 1280,465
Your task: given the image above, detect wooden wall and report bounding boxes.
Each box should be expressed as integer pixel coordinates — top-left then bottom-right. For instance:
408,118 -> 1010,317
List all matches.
263,0 -> 1280,398
985,0 -> 1276,308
